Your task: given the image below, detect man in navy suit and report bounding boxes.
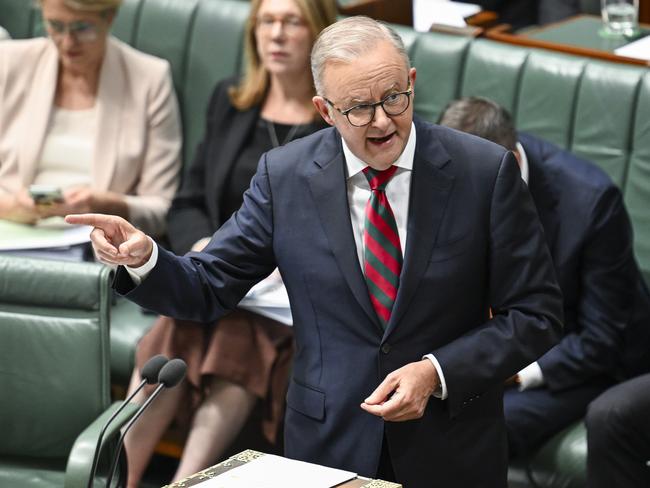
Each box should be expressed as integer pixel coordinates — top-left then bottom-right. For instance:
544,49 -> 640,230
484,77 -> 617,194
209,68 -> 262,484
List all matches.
68,18 -> 562,488
439,96 -> 650,459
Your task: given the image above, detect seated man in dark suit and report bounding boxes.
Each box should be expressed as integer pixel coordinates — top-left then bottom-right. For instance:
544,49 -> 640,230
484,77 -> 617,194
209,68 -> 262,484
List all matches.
586,373 -> 650,488
439,96 -> 650,459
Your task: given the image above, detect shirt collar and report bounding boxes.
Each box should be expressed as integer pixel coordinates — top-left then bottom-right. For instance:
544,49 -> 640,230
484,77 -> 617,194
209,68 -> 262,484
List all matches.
343,122 -> 416,179
516,141 -> 529,185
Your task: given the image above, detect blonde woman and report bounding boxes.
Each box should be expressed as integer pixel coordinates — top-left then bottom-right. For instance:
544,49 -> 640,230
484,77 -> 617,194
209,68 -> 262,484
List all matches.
0,0 -> 181,236
123,0 -> 337,486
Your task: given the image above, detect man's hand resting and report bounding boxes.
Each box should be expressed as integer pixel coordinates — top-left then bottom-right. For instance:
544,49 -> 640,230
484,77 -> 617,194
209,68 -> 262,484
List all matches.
361,359 -> 439,421
65,213 -> 153,268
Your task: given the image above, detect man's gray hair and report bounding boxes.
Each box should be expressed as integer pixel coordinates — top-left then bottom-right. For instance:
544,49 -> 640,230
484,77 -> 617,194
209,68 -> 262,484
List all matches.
438,97 -> 518,151
311,16 -> 411,96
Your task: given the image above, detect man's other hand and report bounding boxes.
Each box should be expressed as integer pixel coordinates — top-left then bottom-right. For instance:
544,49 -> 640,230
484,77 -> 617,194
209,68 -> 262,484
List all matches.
65,213 -> 153,268
361,359 -> 439,422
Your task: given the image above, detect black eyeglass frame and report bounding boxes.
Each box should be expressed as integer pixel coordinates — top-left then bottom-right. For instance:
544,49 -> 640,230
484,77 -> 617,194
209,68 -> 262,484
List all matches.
324,82 -> 413,127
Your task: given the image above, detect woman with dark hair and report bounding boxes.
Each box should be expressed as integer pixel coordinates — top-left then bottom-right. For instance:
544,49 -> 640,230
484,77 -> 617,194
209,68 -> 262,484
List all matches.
123,1 -> 337,486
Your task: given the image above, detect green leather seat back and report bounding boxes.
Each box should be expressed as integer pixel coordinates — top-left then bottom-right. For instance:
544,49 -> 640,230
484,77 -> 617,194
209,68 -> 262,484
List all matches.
181,0 -> 250,167
625,73 -> 650,286
0,257 -> 112,459
133,0 -> 200,96
0,0 -> 39,38
112,0 -> 145,45
411,32 -> 472,123
571,62 -> 643,186
460,39 -> 529,115
515,51 -> 586,149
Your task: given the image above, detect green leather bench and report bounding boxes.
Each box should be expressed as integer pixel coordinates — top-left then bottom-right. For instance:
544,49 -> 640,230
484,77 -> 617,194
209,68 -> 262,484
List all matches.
0,255 -> 138,487
3,1 -> 650,485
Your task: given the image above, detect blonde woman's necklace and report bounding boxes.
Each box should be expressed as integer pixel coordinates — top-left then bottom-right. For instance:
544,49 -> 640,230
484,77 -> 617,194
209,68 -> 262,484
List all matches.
266,120 -> 300,148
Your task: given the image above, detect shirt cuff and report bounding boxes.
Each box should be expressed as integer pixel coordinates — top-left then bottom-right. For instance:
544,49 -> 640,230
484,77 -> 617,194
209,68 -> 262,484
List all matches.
125,236 -> 158,285
424,354 -> 448,400
518,361 -> 544,391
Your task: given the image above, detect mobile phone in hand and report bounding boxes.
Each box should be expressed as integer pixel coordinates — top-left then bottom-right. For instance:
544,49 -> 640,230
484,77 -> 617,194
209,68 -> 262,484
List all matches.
29,185 -> 64,205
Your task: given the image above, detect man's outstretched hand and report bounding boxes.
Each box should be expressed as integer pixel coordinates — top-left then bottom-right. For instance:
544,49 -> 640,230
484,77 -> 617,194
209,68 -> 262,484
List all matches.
65,214 -> 153,267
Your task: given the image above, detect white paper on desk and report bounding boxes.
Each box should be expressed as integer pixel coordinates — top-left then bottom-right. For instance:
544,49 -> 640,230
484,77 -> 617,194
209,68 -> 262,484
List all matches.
615,35 -> 650,61
238,269 -> 293,325
197,454 -> 357,488
413,0 -> 481,31
0,217 -> 92,251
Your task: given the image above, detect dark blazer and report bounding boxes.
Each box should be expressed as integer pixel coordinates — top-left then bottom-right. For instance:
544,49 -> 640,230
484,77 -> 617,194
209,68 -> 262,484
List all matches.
166,77 -> 260,254
521,132 -> 650,389
117,120 -> 563,487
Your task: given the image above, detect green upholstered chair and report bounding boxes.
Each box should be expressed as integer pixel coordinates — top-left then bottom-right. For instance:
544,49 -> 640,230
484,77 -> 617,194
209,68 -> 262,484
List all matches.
0,256 -> 138,487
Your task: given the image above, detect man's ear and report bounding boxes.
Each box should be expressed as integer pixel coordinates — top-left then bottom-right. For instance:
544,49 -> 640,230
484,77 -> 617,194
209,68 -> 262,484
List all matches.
312,96 -> 335,126
409,67 -> 417,97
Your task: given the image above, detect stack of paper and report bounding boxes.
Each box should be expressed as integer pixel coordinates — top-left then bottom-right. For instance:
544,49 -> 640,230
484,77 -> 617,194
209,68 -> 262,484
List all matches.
0,218 -> 91,251
413,0 -> 481,31
196,454 -> 356,488
615,35 -> 650,61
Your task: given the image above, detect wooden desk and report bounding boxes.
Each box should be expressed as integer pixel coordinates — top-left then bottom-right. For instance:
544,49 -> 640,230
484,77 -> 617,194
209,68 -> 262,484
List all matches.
338,0 -> 413,26
164,450 -> 402,488
486,15 -> 650,66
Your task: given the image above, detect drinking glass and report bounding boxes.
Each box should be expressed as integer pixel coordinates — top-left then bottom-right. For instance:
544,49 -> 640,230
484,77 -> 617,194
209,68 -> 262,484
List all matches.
600,0 -> 639,37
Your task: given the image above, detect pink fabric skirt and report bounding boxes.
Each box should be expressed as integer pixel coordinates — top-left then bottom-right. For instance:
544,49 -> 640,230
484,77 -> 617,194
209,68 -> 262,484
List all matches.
135,309 -> 294,443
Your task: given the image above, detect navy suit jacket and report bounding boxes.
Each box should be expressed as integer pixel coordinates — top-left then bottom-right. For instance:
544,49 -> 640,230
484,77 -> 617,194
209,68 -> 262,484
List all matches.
520,133 -> 650,390
117,120 -> 563,487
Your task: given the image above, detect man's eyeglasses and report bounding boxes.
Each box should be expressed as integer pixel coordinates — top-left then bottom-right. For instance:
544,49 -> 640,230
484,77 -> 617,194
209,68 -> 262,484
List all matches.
44,19 -> 101,43
324,84 -> 413,127
256,15 -> 307,35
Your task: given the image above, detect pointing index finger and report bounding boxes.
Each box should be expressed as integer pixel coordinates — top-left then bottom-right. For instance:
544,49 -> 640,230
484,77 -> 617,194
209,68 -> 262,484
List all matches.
65,213 -> 116,228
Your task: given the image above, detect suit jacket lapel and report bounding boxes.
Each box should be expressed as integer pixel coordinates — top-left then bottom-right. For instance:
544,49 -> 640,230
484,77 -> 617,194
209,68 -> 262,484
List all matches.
385,130 -> 454,338
307,134 -> 383,332
19,41 -> 58,185
94,38 -> 125,190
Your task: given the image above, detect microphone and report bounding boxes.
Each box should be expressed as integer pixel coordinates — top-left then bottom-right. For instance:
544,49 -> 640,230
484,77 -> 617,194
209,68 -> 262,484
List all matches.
105,358 -> 187,488
87,355 -> 169,488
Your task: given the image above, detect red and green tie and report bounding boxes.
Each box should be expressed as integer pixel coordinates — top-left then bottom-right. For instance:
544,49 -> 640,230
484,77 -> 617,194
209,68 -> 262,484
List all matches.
362,165 -> 403,327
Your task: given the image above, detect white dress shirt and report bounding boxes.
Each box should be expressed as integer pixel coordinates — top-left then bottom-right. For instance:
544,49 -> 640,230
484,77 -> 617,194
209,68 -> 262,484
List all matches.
342,124 -> 447,399
128,123 -> 448,399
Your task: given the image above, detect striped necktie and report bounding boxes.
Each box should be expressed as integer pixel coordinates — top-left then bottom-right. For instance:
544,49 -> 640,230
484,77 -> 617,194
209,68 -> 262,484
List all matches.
362,165 -> 403,327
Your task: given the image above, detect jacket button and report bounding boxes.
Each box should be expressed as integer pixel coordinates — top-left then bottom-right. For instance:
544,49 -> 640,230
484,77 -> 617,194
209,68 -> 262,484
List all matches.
381,343 -> 391,354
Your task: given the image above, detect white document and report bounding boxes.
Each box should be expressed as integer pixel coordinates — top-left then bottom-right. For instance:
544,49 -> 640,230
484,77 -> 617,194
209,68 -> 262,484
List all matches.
238,269 -> 293,325
413,0 -> 482,31
0,217 -> 92,251
615,35 -> 650,61
197,454 -> 357,488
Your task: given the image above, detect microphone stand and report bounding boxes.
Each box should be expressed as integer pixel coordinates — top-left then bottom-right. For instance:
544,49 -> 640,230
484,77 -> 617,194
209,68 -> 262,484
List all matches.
105,382 -> 167,488
87,378 -> 151,488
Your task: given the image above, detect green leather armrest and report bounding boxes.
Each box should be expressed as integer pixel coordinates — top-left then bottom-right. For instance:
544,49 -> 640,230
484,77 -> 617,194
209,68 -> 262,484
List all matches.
527,421 -> 587,488
64,401 -> 140,488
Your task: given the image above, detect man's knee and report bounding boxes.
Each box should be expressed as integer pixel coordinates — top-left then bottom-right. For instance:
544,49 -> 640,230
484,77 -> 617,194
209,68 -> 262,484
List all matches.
586,388 -> 629,447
